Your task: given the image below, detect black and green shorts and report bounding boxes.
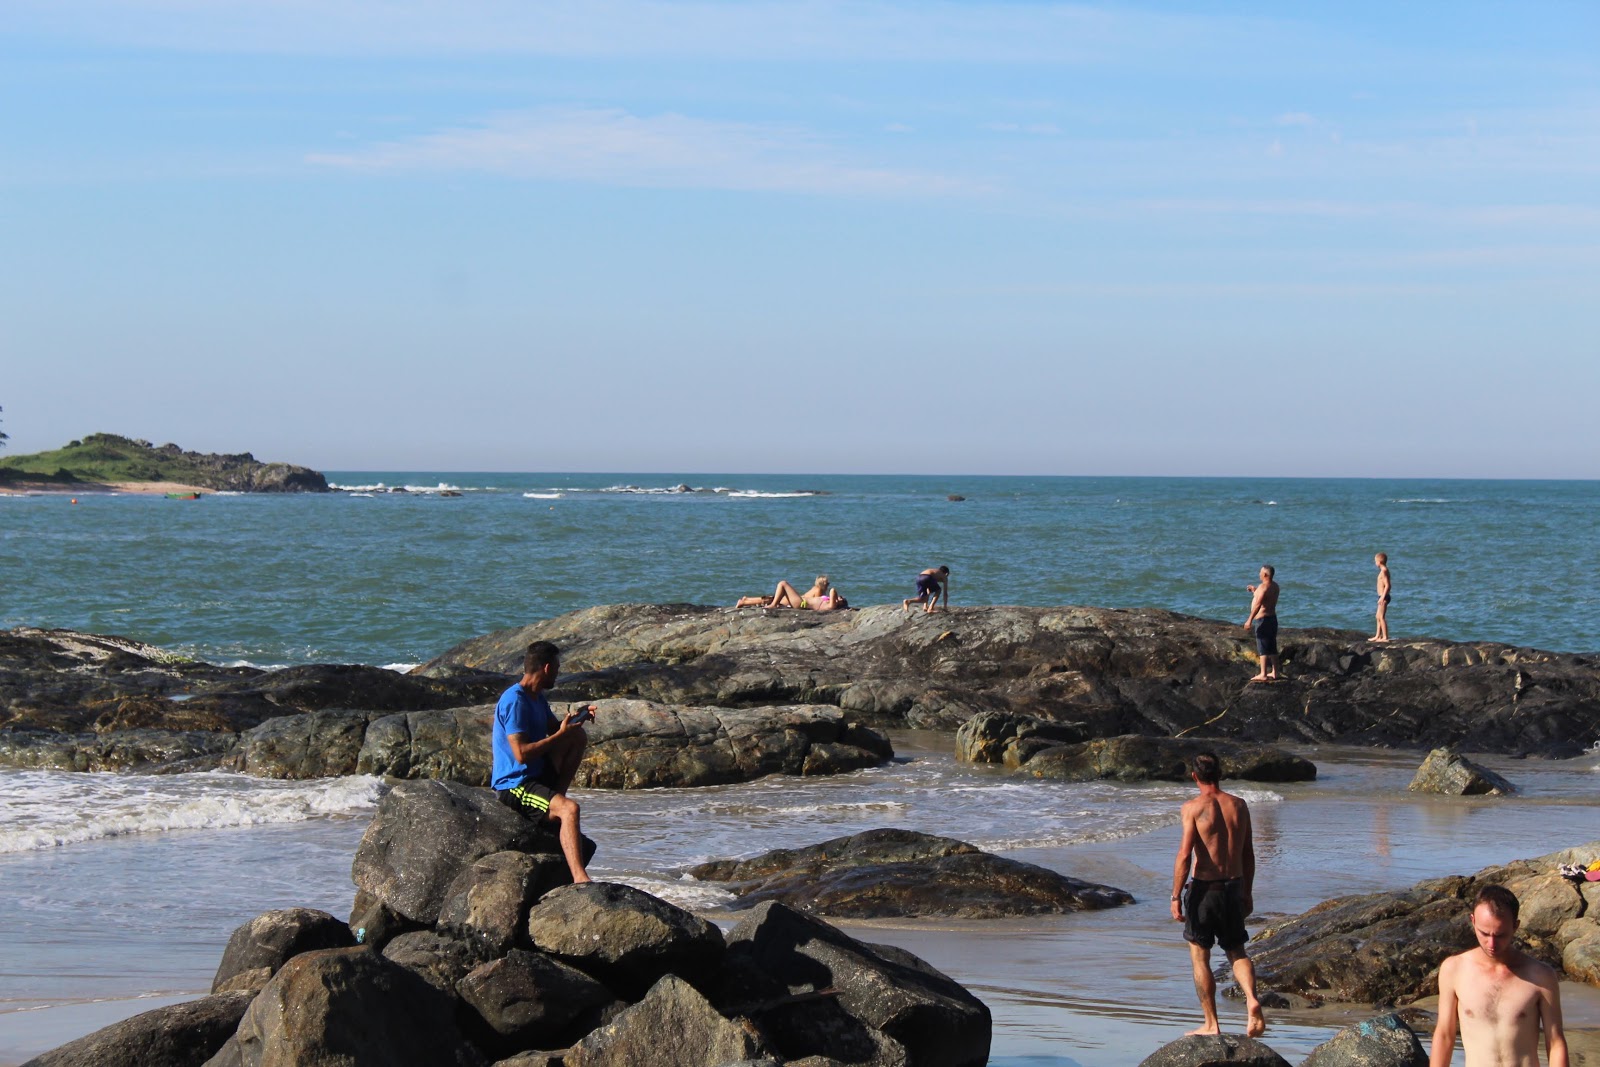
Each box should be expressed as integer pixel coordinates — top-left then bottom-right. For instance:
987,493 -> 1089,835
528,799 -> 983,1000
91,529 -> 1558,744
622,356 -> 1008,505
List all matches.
497,766 -> 561,820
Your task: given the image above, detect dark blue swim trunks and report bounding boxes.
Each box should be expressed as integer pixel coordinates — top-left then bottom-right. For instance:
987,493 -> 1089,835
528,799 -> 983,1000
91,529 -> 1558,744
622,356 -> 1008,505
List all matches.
1253,615 -> 1278,655
915,573 -> 940,597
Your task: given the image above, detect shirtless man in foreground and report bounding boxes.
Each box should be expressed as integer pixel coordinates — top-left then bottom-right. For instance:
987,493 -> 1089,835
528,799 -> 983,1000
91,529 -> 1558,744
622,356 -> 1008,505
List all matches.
1429,885 -> 1567,1067
1244,565 -> 1280,681
1171,752 -> 1266,1037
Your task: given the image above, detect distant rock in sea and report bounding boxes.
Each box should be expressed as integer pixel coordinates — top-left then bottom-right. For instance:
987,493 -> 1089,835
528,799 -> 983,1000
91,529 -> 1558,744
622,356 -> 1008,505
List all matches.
0,432 -> 329,492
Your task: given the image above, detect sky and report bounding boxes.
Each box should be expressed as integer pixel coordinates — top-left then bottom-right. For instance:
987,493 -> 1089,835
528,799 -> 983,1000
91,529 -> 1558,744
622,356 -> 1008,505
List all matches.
1,1 -> 1596,477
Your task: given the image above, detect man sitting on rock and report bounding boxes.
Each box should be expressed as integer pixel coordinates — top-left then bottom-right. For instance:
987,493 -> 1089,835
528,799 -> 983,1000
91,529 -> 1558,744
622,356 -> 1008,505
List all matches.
1429,884 -> 1566,1067
491,640 -> 593,884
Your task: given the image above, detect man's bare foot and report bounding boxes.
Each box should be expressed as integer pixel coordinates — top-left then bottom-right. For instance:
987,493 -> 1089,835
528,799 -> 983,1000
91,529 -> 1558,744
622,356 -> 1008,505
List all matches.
1265,673 -> 1279,681
1246,1003 -> 1266,1037
1248,674 -> 1269,682
1186,1024 -> 1221,1036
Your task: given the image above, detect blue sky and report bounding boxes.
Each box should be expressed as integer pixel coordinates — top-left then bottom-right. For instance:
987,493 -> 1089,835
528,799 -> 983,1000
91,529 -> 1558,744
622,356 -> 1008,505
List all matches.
2,1 -> 1596,476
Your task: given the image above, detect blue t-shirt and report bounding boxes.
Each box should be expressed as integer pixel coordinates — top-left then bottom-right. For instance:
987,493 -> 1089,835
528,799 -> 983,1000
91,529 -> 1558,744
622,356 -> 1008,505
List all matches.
491,683 -> 554,791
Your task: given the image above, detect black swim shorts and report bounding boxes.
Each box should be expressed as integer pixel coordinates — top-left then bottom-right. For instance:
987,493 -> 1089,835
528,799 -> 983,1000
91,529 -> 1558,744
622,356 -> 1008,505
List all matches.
916,574 -> 939,597
1253,616 -> 1278,656
1183,878 -> 1249,952
497,765 -> 561,821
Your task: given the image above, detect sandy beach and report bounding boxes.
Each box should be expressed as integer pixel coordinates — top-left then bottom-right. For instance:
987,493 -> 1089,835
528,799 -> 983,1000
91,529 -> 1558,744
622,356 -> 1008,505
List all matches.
0,481 -> 210,495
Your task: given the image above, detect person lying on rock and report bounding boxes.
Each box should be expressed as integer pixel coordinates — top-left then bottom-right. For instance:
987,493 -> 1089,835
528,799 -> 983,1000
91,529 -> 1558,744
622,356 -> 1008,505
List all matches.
734,575 -> 847,611
491,640 -> 593,884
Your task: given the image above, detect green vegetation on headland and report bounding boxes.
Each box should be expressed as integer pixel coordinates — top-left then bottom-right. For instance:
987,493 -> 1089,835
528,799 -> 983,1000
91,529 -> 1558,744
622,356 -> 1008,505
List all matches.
0,433 -> 330,492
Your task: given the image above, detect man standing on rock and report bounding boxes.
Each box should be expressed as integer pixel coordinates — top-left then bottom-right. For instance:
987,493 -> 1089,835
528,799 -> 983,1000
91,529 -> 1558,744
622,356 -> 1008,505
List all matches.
491,641 -> 593,884
1429,885 -> 1566,1067
1244,565 -> 1280,682
1171,752 -> 1266,1037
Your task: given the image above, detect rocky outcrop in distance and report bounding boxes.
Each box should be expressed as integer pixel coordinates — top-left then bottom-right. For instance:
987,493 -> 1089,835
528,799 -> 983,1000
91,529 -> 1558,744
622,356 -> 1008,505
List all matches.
0,433 -> 329,492
23,779 -> 994,1067
1241,840 -> 1600,1007
419,603 -> 1600,757
684,827 -> 1135,919
956,713 -> 1317,782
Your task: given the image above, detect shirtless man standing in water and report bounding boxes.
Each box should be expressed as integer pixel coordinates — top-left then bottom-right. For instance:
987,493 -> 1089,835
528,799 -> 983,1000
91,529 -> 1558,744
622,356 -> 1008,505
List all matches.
1171,752 -> 1266,1037
1430,885 -> 1567,1067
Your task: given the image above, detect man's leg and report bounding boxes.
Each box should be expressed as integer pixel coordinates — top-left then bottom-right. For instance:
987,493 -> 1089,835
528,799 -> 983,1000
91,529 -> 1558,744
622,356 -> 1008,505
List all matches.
546,794 -> 591,884
547,726 -> 588,795
1225,948 -> 1266,1037
1186,942 -> 1220,1035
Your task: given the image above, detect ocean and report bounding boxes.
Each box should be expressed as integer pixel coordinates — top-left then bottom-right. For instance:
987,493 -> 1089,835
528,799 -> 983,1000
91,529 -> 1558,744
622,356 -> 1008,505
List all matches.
2,473 -> 1599,1065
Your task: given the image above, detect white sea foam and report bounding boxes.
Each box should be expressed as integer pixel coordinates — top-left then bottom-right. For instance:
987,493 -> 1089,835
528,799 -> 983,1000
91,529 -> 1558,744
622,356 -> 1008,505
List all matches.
614,874 -> 738,912
523,492 -> 564,499
1392,498 -> 1450,504
725,491 -> 818,499
381,662 -> 419,673
0,770 -> 385,853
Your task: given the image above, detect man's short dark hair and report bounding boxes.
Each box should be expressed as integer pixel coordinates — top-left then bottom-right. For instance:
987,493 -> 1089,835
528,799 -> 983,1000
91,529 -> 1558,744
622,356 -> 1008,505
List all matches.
1475,884 -> 1520,923
524,641 -> 561,676
1193,752 -> 1222,784
1262,565 -> 1275,579
937,565 -> 950,574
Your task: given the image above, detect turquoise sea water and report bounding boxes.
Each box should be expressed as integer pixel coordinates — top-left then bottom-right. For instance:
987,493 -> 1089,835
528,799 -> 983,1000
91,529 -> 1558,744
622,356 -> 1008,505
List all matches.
4,473 -> 1598,663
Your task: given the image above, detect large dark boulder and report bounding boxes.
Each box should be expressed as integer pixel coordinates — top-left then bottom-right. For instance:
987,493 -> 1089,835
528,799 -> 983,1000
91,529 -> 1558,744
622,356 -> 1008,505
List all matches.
1136,1035 -> 1289,1067
350,779 -> 592,926
686,828 -> 1134,918
964,728 -> 1316,784
382,929 -> 491,995
457,949 -> 619,1056
358,707 -> 495,782
222,710 -> 374,778
20,992 -> 253,1067
564,975 -> 774,1067
1300,1013 -> 1428,1067
716,901 -> 989,1067
202,947 -> 485,1067
437,850 -> 570,956
1407,748 -> 1515,795
525,883 -> 725,997
211,907 -> 355,994
415,604 -> 1600,757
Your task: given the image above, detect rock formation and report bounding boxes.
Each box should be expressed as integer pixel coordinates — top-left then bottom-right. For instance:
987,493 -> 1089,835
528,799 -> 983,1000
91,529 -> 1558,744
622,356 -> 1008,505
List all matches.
419,604 -> 1600,757
956,714 -> 1316,782
22,781 -> 993,1067
685,827 -> 1135,919
1244,840 -> 1600,1006
1407,747 -> 1516,795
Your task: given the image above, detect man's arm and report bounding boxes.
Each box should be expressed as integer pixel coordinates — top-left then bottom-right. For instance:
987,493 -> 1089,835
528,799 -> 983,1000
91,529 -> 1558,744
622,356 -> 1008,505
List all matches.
507,711 -> 583,764
1245,586 -> 1265,627
1539,966 -> 1568,1067
1239,803 -> 1256,916
1429,957 -> 1460,1067
1171,805 -> 1196,921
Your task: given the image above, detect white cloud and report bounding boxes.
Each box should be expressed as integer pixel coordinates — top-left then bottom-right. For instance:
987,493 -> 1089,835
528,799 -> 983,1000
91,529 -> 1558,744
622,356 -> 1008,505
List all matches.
308,107 -> 978,197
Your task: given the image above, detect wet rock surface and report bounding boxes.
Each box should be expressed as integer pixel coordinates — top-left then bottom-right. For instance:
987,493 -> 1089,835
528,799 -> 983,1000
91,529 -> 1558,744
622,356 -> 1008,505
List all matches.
1137,1034 -> 1290,1067
19,992 -> 255,1067
418,604 -> 1600,756
957,718 -> 1316,782
686,827 -> 1135,919
10,602 -> 1600,774
1246,841 -> 1600,1006
1300,1013 -> 1429,1067
1407,747 -> 1516,795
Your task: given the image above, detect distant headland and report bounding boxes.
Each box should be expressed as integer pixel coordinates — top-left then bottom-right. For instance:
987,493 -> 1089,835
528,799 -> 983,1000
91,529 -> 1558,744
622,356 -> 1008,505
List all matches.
0,433 -> 330,493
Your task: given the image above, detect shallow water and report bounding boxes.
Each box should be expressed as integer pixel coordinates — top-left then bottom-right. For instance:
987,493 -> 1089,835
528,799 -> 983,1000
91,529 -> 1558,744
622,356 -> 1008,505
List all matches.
3,742 -> 1598,1065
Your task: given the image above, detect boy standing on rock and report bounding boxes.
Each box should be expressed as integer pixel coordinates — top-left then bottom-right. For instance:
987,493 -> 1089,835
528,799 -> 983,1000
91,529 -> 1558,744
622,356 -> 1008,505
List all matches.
1430,885 -> 1566,1067
491,640 -> 594,884
1171,752 -> 1266,1037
